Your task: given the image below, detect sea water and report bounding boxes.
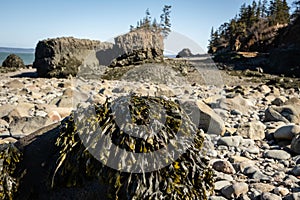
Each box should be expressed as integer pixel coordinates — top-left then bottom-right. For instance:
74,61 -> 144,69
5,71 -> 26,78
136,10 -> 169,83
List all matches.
0,47 -> 35,65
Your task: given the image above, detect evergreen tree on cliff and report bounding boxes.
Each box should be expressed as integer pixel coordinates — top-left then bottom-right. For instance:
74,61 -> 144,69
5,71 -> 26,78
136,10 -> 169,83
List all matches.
160,5 -> 172,38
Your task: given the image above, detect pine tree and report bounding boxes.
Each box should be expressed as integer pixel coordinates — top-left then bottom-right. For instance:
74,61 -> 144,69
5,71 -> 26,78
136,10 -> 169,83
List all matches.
160,5 -> 172,38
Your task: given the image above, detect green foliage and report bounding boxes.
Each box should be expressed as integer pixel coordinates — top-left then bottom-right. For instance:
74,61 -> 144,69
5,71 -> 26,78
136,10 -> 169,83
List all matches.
0,144 -> 22,200
130,5 -> 172,38
208,0 -> 290,53
52,96 -> 214,199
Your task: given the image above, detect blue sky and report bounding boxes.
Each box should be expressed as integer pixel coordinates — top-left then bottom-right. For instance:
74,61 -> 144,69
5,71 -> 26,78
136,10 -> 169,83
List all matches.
0,0 -> 295,52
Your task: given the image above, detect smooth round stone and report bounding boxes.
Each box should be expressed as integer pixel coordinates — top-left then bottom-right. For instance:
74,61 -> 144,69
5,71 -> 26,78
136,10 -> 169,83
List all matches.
264,150 -> 291,160
274,187 -> 290,196
260,192 -> 282,200
274,125 -> 300,141
221,182 -> 249,199
214,180 -> 232,191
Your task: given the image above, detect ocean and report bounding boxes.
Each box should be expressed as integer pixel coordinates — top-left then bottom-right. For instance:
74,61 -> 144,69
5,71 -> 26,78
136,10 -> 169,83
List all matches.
0,47 -> 35,65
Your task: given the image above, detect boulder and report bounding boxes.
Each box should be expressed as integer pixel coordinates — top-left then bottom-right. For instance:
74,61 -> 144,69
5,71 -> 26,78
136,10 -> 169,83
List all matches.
33,37 -> 111,78
264,104 -> 300,124
274,125 -> 300,141
176,48 -> 193,58
215,94 -> 255,115
2,54 -> 25,68
33,29 -> 164,78
237,121 -> 266,140
110,29 -> 164,67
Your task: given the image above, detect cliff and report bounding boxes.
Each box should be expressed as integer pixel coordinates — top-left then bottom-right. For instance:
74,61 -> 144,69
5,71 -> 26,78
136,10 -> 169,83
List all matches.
33,29 -> 164,78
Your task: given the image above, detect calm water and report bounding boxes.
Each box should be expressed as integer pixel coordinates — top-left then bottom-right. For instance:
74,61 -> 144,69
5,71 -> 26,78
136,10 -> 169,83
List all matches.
0,47 -> 35,65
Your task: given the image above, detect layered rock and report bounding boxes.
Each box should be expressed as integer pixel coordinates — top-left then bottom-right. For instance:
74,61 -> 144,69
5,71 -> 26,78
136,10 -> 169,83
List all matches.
33,29 -> 164,78
110,29 -> 164,67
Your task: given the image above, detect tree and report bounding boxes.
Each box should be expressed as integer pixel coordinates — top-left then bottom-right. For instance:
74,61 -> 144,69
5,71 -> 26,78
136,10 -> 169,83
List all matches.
291,0 -> 300,20
160,5 -> 172,38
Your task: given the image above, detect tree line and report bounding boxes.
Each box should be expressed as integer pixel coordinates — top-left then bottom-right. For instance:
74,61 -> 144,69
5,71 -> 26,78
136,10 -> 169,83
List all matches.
208,0 -> 300,53
129,5 -> 172,38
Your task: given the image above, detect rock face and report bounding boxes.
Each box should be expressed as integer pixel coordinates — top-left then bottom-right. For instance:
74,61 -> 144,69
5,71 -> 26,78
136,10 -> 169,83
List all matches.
2,54 -> 25,68
33,37 -> 111,78
110,29 -> 164,67
33,29 -> 164,78
176,48 -> 193,58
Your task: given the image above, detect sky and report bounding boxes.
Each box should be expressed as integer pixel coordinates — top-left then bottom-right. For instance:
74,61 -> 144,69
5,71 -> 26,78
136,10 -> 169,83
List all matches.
0,0 -> 295,53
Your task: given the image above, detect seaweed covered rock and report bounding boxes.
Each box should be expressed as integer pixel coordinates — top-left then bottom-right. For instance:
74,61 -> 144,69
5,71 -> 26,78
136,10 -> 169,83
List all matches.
51,95 -> 214,199
2,54 -> 25,69
0,143 -> 22,200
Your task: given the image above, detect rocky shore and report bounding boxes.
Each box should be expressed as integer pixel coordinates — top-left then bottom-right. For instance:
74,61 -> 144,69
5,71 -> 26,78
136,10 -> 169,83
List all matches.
1,56 -> 300,199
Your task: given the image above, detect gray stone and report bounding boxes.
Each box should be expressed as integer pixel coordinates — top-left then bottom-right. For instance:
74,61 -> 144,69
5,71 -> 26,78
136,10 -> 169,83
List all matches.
264,150 -> 291,160
284,192 -> 300,200
238,121 -> 266,140
216,94 -> 255,115
243,166 -> 260,175
272,96 -> 288,106
252,171 -> 272,181
291,135 -> 300,154
291,165 -> 300,176
214,180 -> 232,191
251,183 -> 275,193
274,125 -> 300,141
264,105 -> 300,124
212,160 -> 236,174
217,136 -> 243,147
260,192 -> 282,200
221,182 -> 249,199
274,187 -> 289,196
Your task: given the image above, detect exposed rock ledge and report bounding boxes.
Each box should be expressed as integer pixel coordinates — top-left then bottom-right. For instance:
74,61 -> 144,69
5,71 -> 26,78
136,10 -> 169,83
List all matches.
33,29 -> 164,78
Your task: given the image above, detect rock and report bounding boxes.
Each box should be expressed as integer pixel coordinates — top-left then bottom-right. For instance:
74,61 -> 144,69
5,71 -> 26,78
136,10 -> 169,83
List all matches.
251,183 -> 275,193
274,187 -> 289,196
110,29 -> 164,67
216,94 -> 255,115
252,171 -> 272,181
260,192 -> 282,200
291,135 -> 300,154
0,119 -> 10,137
214,180 -> 232,191
5,79 -> 24,89
264,105 -> 300,124
217,136 -> 243,147
209,196 -> 227,200
33,37 -> 112,78
179,100 -> 225,135
259,85 -> 271,94
196,100 -> 226,135
7,102 -> 35,119
2,54 -> 25,68
238,121 -> 266,140
285,192 -> 300,200
243,166 -> 260,175
9,116 -> 48,137
272,96 -> 288,106
212,160 -> 236,174
291,165 -> 300,176
264,150 -> 291,160
274,125 -> 300,141
176,48 -> 199,58
221,182 -> 249,199
0,104 -> 15,118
